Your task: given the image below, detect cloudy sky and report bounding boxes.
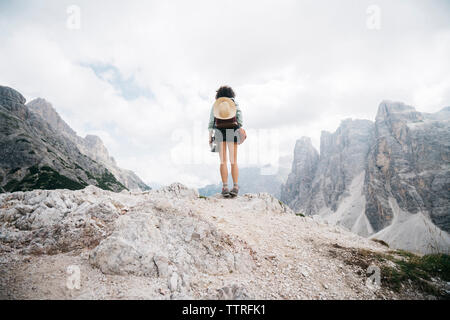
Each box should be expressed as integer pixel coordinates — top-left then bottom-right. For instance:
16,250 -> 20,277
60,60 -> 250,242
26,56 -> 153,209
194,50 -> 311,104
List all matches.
1,0 -> 449,188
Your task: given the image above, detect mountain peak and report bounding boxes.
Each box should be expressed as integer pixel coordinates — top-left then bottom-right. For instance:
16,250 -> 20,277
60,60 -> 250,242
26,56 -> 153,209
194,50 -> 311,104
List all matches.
0,85 -> 26,105
27,97 -> 77,136
84,134 -> 104,145
295,136 -> 313,147
375,100 -> 422,122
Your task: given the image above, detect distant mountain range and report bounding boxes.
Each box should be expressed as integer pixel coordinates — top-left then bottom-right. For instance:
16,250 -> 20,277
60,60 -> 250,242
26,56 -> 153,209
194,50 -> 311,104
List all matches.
281,101 -> 450,254
0,85 -> 149,193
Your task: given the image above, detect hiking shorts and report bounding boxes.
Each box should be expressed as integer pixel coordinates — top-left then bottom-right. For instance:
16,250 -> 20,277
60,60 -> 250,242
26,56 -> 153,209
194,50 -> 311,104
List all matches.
214,127 -> 240,143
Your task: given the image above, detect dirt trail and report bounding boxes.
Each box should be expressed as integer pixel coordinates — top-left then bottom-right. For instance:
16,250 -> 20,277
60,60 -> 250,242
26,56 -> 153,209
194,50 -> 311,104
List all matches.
194,194 -> 393,299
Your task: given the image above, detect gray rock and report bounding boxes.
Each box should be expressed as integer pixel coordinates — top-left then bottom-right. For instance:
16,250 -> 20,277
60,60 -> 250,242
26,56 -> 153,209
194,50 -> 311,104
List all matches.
216,284 -> 250,300
280,137 -> 319,213
26,97 -> 150,192
365,101 -> 450,232
0,85 -> 130,193
280,101 -> 450,253
87,183 -> 255,278
169,272 -> 178,292
281,120 -> 373,215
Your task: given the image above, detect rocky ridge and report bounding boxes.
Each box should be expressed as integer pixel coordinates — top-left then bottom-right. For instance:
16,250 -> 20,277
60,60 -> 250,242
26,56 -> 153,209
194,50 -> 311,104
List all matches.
1,184 -> 448,299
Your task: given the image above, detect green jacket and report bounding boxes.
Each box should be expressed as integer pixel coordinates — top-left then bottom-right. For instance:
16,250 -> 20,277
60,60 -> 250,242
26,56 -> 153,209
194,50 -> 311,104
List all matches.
208,100 -> 243,130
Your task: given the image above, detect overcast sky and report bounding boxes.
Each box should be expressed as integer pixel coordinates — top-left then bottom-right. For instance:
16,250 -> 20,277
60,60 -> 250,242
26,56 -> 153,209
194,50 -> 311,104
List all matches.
1,0 -> 449,188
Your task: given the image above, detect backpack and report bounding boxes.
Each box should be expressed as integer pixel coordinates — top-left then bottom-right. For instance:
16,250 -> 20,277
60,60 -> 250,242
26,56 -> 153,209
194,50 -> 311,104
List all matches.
214,116 -> 238,129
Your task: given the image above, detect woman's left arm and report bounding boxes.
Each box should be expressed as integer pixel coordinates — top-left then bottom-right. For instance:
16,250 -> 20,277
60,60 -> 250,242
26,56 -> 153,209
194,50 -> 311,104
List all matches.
236,106 -> 243,128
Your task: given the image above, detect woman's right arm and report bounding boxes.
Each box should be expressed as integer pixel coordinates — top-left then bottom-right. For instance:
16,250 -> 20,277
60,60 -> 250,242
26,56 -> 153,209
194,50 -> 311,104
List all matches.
208,106 -> 214,130
208,106 -> 214,143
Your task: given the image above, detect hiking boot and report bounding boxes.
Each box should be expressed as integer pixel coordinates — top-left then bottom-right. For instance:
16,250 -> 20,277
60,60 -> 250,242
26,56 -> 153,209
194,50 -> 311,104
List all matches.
229,185 -> 239,197
221,187 -> 230,198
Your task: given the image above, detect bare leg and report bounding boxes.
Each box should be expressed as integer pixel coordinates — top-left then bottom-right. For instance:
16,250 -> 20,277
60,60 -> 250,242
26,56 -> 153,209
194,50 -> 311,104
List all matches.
227,142 -> 238,184
218,141 -> 228,184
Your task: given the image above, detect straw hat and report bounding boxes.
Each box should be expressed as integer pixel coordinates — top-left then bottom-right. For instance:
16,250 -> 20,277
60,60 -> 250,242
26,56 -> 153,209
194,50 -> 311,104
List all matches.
213,97 -> 236,119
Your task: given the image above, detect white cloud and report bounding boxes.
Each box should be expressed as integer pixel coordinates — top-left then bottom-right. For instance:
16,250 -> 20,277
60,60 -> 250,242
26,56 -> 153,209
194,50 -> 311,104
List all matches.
1,0 -> 449,187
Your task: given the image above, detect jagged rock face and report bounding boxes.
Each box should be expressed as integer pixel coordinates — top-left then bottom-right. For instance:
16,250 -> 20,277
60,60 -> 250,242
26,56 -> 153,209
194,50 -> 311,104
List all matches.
27,97 -> 149,191
82,135 -> 113,164
281,120 -> 374,215
280,137 -> 319,212
280,101 -> 450,254
365,101 -> 450,233
308,119 -> 374,214
0,85 -> 126,193
26,98 -> 77,137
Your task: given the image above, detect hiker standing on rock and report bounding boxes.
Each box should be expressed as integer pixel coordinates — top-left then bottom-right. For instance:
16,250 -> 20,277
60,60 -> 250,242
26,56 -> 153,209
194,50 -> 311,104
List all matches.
208,86 -> 247,198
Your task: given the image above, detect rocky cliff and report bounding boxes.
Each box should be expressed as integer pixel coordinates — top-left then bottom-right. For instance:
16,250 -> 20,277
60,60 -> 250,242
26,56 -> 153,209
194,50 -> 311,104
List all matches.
0,85 -> 131,193
281,102 -> 450,254
280,137 -> 319,212
26,98 -> 149,191
1,184 -> 448,299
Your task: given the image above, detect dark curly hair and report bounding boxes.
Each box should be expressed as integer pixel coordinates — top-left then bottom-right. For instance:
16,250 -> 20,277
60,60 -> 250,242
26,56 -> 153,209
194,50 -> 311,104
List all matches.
215,86 -> 235,99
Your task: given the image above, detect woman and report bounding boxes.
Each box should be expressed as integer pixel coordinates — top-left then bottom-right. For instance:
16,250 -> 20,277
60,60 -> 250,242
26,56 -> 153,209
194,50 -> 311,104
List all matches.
208,86 -> 244,197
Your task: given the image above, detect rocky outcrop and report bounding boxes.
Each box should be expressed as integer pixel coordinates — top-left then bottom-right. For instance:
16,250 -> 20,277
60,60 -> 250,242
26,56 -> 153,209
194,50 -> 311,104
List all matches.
364,101 -> 450,253
26,98 -> 149,191
280,137 -> 319,212
26,98 -> 77,137
3,183 -> 446,300
365,101 -> 450,232
281,120 -> 374,216
309,119 -> 374,214
281,102 -> 450,254
0,85 -> 126,193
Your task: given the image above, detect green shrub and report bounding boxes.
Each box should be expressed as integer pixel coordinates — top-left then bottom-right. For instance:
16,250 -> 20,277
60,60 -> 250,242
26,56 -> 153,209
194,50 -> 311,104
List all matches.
7,165 -> 87,192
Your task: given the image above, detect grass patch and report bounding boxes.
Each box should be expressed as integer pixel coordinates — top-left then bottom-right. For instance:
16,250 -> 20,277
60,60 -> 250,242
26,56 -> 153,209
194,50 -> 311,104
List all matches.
83,169 -> 95,180
198,195 -> 208,199
387,250 -> 450,282
295,212 -> 305,217
3,179 -> 19,192
331,245 -> 450,299
95,169 -> 127,192
29,165 -> 39,174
